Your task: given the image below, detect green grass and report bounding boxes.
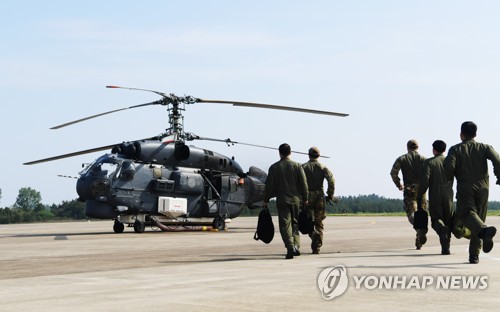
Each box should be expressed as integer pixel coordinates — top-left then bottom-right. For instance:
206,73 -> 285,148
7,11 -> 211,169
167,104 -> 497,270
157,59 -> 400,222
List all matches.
328,211 -> 500,217
327,212 -> 406,217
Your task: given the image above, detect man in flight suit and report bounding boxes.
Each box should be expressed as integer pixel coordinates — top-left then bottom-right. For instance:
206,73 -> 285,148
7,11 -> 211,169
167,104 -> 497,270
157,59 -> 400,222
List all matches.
390,139 -> 428,249
444,121 -> 499,264
418,140 -> 454,255
264,143 -> 309,259
302,146 -> 335,254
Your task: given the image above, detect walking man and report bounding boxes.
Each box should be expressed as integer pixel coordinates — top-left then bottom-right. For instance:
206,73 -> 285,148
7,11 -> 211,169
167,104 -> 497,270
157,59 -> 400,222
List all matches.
264,143 -> 309,259
302,146 -> 335,254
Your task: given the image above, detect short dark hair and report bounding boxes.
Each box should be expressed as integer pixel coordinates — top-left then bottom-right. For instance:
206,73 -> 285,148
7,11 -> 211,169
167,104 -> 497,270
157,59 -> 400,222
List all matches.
432,140 -> 446,153
461,121 -> 477,139
279,143 -> 291,157
308,146 -> 320,159
407,139 -> 418,150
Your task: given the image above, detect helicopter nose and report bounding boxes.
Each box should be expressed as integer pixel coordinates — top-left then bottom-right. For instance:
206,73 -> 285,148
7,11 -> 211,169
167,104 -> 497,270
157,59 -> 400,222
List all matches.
77,177 -> 111,200
76,177 -> 93,200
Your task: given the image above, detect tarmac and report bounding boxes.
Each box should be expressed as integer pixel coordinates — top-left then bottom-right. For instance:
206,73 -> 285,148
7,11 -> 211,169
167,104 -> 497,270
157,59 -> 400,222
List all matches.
1,216 -> 499,312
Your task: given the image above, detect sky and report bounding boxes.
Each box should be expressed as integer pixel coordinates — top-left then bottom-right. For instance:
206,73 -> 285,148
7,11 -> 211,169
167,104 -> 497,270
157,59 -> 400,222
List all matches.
1,0 -> 500,206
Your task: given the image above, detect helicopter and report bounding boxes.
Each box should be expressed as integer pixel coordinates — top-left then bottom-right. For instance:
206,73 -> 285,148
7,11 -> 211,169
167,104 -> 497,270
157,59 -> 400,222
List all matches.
24,86 -> 348,233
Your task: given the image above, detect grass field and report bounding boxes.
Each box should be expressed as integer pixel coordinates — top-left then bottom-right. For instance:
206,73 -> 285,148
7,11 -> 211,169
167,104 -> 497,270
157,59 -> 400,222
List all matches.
329,210 -> 500,217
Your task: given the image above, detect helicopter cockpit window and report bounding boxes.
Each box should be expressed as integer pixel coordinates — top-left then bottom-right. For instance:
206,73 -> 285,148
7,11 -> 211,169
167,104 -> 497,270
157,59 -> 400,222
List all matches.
117,160 -> 135,181
80,159 -> 119,179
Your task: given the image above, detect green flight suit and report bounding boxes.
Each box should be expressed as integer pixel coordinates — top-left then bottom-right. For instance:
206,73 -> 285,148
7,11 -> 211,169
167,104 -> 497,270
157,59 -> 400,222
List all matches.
390,150 -> 428,248
302,159 -> 335,252
418,155 -> 454,249
264,158 -> 308,250
444,138 -> 500,257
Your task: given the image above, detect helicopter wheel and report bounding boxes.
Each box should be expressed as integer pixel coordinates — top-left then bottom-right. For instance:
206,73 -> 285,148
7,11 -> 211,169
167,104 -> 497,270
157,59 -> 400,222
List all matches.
133,220 -> 146,233
212,216 -> 226,231
113,220 -> 125,233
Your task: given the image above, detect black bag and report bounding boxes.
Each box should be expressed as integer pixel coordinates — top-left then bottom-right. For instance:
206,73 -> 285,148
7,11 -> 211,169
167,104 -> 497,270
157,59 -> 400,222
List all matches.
413,208 -> 428,230
298,208 -> 314,235
254,207 -> 274,244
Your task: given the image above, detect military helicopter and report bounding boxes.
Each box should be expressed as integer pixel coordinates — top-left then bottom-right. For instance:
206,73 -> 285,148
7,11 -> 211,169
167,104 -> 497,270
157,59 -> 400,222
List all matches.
24,86 -> 348,233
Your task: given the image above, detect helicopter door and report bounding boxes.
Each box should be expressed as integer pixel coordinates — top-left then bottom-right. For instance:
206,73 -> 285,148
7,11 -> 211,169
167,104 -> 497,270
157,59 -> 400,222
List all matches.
196,171 -> 221,216
206,175 -> 221,215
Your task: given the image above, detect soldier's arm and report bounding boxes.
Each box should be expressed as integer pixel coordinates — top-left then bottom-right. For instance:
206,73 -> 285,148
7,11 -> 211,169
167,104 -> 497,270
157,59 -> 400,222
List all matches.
324,166 -> 335,198
264,167 -> 275,203
418,160 -> 431,199
486,145 -> 500,183
390,157 -> 402,189
443,147 -> 457,179
298,165 -> 309,203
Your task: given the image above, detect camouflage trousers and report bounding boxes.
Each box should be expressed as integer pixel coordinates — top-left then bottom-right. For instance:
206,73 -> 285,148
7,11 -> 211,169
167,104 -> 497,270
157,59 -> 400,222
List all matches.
307,192 -> 327,251
403,184 -> 428,247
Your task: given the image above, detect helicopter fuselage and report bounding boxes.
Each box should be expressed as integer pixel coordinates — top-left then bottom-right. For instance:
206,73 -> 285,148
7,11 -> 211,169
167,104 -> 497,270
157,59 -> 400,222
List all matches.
76,140 -> 266,232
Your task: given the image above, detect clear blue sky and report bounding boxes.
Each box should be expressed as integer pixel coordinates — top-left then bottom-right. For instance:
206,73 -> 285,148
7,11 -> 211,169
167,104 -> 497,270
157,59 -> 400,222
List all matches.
1,0 -> 500,206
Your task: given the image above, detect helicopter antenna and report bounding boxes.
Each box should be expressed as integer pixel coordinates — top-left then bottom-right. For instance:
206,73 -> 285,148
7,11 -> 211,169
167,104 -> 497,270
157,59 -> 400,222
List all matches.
57,174 -> 79,179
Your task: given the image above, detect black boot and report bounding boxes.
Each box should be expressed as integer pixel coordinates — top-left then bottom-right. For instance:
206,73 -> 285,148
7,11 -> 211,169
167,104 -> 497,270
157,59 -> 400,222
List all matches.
293,245 -> 301,256
440,226 -> 451,255
479,226 -> 497,253
286,248 -> 294,259
419,229 -> 428,245
469,254 -> 479,264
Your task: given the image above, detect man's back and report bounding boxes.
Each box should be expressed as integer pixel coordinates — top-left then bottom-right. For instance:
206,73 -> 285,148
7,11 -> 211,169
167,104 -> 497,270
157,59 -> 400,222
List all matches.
265,158 -> 308,203
445,139 -> 500,185
302,159 -> 334,194
391,150 -> 426,186
422,155 -> 450,191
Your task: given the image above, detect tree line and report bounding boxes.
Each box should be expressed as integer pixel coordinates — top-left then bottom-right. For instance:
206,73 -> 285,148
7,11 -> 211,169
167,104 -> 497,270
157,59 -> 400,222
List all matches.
241,193 -> 500,216
0,187 -> 85,224
1,187 -> 500,224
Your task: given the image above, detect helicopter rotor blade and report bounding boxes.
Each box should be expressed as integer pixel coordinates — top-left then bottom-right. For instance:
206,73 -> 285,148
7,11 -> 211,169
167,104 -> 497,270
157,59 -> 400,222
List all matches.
191,135 -> 330,158
24,135 -> 164,165
23,144 -> 118,165
50,100 -> 163,129
196,99 -> 349,117
51,86 -> 347,130
106,85 -> 169,97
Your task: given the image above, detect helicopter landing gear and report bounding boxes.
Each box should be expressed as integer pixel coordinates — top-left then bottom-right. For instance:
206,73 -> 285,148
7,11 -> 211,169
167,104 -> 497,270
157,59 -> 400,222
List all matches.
133,220 -> 146,233
212,216 -> 226,231
113,220 -> 125,233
